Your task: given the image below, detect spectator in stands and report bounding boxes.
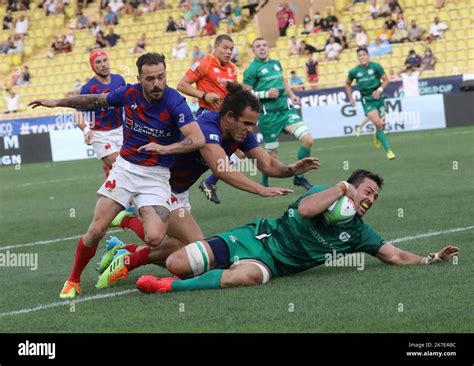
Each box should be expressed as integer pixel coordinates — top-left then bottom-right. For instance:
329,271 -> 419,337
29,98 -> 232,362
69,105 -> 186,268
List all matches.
192,45 -> 205,63
198,8 -> 207,29
427,16 -> 448,43
44,0 -> 58,16
186,16 -> 199,38
76,11 -> 90,29
367,38 -> 392,57
3,89 -> 19,114
369,0 -> 379,19
288,36 -> 299,56
421,47 -> 437,70
201,16 -> 216,36
331,19 -> 344,38
108,0 -> 124,14
3,10 -> 14,30
131,33 -> 146,54
390,24 -> 409,43
378,0 -> 391,18
348,18 -> 359,39
14,14 -> 28,35
325,7 -> 338,30
407,20 -> 425,42
0,36 -> 13,54
289,70 -> 304,91
166,16 -> 178,32
313,11 -> 324,32
58,34 -> 72,53
389,0 -> 402,15
90,21 -> 102,36
305,54 -> 319,84
404,49 -> 422,68
66,30 -> 75,45
299,40 -> 319,56
94,31 -> 108,49
233,0 -> 243,29
325,36 -> 342,61
384,14 -> 397,31
209,8 -> 220,27
276,2 -> 294,37
355,24 -> 369,47
400,65 -> 424,97
302,14 -> 312,35
376,23 -> 393,42
8,34 -> 24,54
104,27 -> 122,47
124,0 -> 143,17
388,69 -> 401,82
337,29 -> 349,49
104,6 -> 119,25
172,37 -> 187,59
177,16 -> 186,31
396,13 -> 405,30
226,14 -> 236,33
21,65 -> 30,86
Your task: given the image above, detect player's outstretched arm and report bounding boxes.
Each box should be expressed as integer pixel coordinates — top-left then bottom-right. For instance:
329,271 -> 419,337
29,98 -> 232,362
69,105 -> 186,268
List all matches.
298,181 -> 357,219
245,146 -> 320,178
374,242 -> 459,265
29,94 -> 110,110
201,143 -> 293,197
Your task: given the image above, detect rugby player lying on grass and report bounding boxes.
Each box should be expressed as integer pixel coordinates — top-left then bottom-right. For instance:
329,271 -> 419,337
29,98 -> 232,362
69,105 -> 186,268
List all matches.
112,169 -> 461,293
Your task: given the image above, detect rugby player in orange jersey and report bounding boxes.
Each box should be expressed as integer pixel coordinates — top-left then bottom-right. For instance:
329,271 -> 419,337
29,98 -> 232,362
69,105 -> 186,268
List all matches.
178,34 -> 241,204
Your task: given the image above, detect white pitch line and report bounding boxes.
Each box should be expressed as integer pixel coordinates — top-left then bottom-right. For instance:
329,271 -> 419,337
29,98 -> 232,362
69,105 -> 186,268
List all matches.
0,289 -> 138,318
0,225 -> 472,319
0,229 -> 122,251
391,225 -> 474,244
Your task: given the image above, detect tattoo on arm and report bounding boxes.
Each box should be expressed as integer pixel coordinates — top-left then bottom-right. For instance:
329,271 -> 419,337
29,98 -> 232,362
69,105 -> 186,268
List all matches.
154,206 -> 170,224
59,94 -> 110,110
180,137 -> 193,146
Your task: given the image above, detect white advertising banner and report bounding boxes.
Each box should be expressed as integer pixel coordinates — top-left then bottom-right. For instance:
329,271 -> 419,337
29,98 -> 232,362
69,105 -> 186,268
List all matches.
49,129 -> 96,162
301,94 -> 447,138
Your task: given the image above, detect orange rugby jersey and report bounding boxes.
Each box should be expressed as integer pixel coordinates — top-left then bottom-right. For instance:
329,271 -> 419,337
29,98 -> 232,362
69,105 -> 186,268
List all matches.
185,55 -> 239,111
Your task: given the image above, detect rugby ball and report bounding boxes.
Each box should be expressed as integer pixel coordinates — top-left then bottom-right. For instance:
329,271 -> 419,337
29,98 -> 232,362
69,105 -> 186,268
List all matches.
323,196 -> 356,224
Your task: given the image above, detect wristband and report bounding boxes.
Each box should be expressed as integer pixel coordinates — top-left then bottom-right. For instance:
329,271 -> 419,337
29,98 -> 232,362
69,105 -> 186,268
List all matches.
422,252 -> 442,265
377,87 -> 383,93
83,126 -> 91,135
336,181 -> 348,196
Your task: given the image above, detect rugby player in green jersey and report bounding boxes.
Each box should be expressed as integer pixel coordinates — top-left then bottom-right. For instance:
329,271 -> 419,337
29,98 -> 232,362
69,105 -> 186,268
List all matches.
135,169 -> 459,293
243,37 -> 315,190
345,47 -> 396,160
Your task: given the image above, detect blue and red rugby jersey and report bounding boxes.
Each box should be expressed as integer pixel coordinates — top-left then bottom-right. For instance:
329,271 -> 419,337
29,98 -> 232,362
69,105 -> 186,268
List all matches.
106,83 -> 196,168
170,111 -> 259,193
80,74 -> 126,131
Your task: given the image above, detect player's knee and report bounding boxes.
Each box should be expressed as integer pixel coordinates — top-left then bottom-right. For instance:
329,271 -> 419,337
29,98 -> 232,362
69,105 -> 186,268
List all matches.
301,133 -> 313,149
165,250 -> 189,277
144,232 -> 165,247
87,223 -> 107,241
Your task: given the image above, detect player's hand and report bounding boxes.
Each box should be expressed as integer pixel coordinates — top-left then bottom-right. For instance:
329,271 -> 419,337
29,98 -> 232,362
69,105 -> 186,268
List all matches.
204,92 -> 222,108
436,245 -> 459,262
28,99 -> 59,108
290,94 -> 301,105
137,142 -> 170,155
287,157 -> 320,175
349,98 -> 356,106
344,182 -> 358,201
257,186 -> 294,197
267,88 -> 279,99
84,130 -> 93,145
372,90 -> 382,99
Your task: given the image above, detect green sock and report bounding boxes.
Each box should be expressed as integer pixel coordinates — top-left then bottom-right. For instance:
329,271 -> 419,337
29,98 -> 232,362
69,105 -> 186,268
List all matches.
375,130 -> 391,152
171,269 -> 224,292
296,146 -> 311,178
261,173 -> 269,187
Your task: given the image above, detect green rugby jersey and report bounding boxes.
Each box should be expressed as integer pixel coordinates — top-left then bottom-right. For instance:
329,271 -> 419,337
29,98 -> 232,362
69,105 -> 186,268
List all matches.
254,185 -> 386,276
243,58 -> 289,112
348,61 -> 386,101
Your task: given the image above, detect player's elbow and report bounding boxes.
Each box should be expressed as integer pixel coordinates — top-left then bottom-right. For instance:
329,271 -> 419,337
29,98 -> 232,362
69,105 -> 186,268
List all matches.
298,203 -> 313,219
176,79 -> 188,93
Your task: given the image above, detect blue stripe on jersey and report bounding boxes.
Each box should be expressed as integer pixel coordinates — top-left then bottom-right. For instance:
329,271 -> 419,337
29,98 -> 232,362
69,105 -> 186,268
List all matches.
79,74 -> 126,131
106,84 -> 196,168
170,111 -> 259,193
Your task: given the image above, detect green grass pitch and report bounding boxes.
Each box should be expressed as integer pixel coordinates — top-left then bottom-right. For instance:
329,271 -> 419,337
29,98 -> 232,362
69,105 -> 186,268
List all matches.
0,126 -> 472,333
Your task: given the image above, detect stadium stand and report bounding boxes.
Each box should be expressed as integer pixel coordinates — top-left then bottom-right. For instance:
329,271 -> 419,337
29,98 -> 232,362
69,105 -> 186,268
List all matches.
0,0 -> 473,118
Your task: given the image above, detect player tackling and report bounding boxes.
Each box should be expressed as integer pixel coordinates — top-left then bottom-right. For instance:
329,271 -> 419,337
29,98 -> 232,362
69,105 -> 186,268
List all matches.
29,53 -> 205,299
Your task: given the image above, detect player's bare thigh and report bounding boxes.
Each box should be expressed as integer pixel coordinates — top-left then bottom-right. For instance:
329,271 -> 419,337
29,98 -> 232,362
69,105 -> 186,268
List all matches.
167,208 -> 205,244
367,110 -> 384,129
139,205 -> 170,247
101,152 -> 118,168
